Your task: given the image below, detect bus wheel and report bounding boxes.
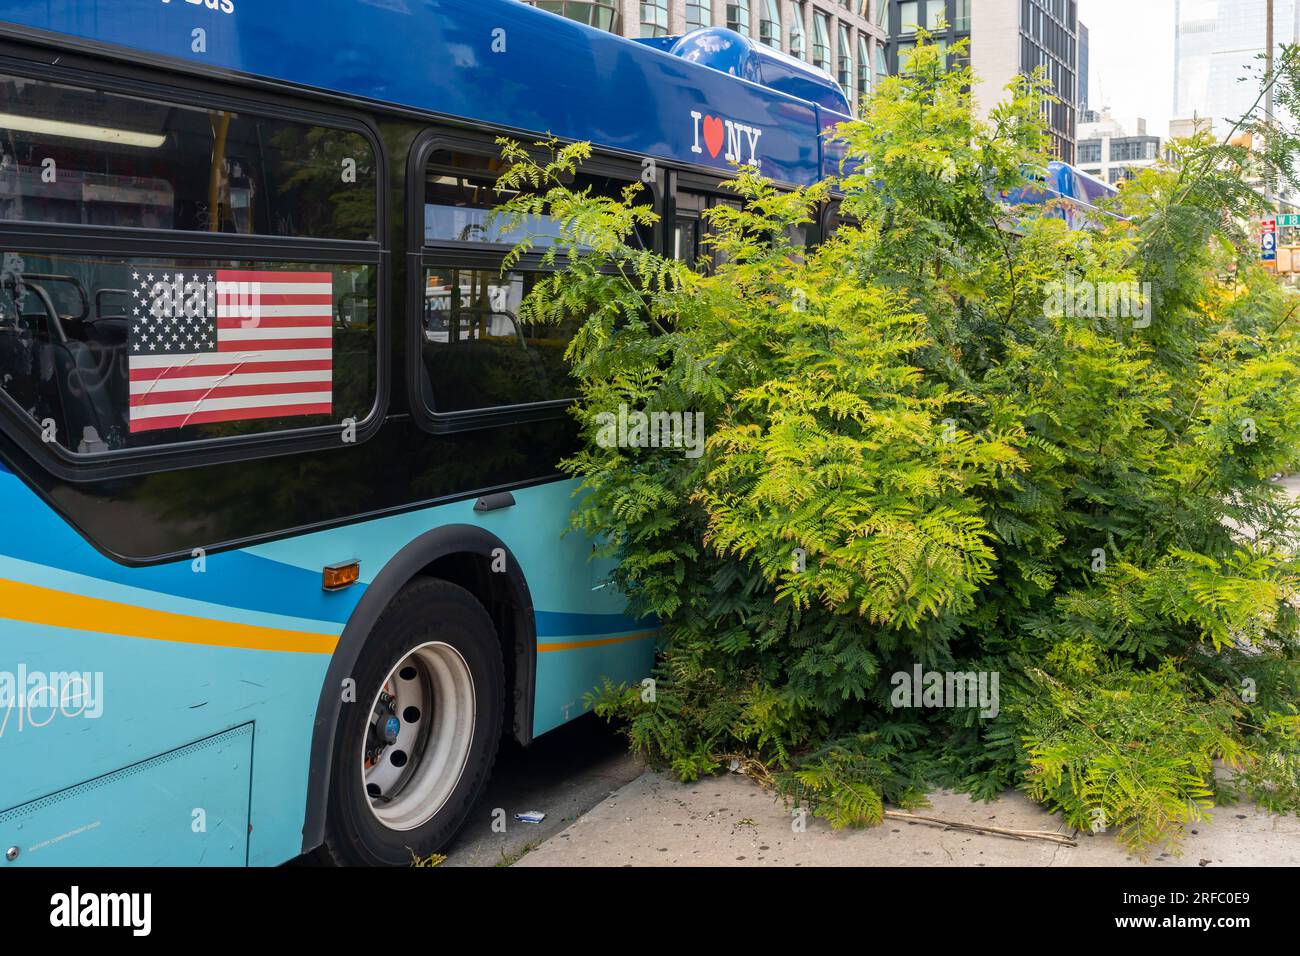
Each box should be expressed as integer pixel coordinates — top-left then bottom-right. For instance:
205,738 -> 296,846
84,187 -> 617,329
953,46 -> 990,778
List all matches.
323,577 -> 504,866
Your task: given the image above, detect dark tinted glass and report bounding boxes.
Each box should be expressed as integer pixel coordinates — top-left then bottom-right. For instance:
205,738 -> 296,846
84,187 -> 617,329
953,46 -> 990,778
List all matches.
0,75 -> 377,240
0,250 -> 377,454
420,267 -> 578,413
423,149 -> 651,250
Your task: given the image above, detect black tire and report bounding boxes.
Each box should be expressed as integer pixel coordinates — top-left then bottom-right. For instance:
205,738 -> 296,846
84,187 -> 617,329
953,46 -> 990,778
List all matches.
323,577 -> 504,866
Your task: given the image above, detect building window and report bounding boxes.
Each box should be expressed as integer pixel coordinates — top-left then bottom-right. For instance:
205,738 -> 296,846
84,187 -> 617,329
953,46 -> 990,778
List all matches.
534,1 -> 621,32
790,1 -> 807,58
876,42 -> 889,83
686,0 -> 712,30
857,34 -> 873,104
924,0 -> 946,30
1110,138 -> 1159,162
640,0 -> 669,36
759,0 -> 782,47
813,12 -> 832,72
1077,141 -> 1102,164
898,1 -> 918,33
954,0 -> 971,31
837,23 -> 854,98
727,2 -> 751,35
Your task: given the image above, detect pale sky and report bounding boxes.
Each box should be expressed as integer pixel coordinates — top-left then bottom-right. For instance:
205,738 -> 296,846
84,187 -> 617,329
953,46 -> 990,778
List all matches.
1078,0 -> 1177,136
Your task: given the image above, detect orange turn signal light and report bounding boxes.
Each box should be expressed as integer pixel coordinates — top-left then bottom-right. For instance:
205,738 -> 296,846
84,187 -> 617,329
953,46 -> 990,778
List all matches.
323,560 -> 361,591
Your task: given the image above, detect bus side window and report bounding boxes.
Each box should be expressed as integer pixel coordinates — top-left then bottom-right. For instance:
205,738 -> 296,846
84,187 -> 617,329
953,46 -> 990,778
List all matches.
420,266 -> 578,412
674,190 -> 749,272
0,71 -> 382,458
0,253 -> 378,454
707,197 -> 744,269
673,190 -> 708,270
817,199 -> 859,244
417,145 -> 645,418
0,74 -> 377,241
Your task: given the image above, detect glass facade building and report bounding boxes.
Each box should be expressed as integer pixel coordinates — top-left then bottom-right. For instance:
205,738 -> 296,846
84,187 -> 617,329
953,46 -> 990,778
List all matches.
1078,21 -> 1088,115
534,0 -> 621,31
642,0 -> 670,34
686,0 -> 712,29
522,1 -> 885,113
883,0 -> 1080,163
1174,0 -> 1298,134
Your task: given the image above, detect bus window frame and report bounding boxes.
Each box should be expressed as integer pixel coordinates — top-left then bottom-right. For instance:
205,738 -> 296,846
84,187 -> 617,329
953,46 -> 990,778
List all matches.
405,127 -> 662,436
0,46 -> 390,482
817,192 -> 851,244
673,172 -> 735,271
671,168 -> 819,271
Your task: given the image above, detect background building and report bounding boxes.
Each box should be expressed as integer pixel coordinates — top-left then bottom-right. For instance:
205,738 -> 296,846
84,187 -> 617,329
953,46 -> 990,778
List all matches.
1077,109 -> 1161,185
524,1 -> 887,113
1173,0 -> 1300,211
882,0 -> 1079,163
1078,20 -> 1088,115
1174,0 -> 1299,135
1167,116 -> 1214,141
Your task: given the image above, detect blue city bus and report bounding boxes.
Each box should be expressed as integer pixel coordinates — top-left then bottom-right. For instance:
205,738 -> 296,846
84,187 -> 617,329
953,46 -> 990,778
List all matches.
1008,160 -> 1121,229
0,1 -> 851,866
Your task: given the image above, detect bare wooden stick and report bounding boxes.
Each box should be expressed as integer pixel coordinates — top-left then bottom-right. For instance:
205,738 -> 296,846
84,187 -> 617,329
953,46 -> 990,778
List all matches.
721,757 -> 1078,847
883,809 -> 1078,846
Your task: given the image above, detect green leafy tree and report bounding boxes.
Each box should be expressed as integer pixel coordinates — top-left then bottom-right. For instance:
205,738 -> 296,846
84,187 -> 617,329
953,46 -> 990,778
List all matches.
496,34 -> 1300,854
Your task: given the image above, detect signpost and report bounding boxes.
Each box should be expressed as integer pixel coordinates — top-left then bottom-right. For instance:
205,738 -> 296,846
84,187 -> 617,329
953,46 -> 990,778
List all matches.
1262,217 -> 1278,264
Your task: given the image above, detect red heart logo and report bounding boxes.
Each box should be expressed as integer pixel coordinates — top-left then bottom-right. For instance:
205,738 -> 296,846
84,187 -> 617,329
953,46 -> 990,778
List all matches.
703,115 -> 725,158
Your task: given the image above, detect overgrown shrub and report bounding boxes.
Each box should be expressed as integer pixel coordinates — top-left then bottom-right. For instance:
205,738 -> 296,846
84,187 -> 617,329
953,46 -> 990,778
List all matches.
495,33 -> 1300,854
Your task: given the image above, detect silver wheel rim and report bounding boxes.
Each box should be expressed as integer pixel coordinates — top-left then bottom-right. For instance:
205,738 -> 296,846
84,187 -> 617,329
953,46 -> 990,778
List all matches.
361,641 -> 476,832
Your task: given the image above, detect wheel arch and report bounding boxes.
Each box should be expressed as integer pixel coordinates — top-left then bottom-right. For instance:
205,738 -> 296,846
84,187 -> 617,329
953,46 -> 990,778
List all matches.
301,523 -> 535,855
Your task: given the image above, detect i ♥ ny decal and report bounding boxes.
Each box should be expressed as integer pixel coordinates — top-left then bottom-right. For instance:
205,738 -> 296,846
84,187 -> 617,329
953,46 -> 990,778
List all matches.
690,110 -> 764,168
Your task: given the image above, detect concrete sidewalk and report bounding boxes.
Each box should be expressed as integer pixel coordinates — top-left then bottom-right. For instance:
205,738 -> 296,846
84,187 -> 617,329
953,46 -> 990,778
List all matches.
515,771 -> 1300,866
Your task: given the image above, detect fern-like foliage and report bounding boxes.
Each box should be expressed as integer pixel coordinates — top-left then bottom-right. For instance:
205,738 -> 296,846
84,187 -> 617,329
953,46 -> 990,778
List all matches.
499,34 -> 1300,854
1019,664 -> 1242,856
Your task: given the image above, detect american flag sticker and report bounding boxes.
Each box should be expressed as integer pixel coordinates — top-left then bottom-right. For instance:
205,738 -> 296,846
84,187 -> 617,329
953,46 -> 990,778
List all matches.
128,269 -> 334,433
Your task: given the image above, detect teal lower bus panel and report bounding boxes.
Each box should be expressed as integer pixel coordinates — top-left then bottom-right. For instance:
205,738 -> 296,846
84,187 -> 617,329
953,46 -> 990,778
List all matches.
533,634 -> 657,737
0,723 -> 253,867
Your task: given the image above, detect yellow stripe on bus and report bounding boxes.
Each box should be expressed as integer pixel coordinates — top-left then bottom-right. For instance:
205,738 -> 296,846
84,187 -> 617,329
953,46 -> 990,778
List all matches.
0,578 -> 339,655
537,630 -> 658,653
